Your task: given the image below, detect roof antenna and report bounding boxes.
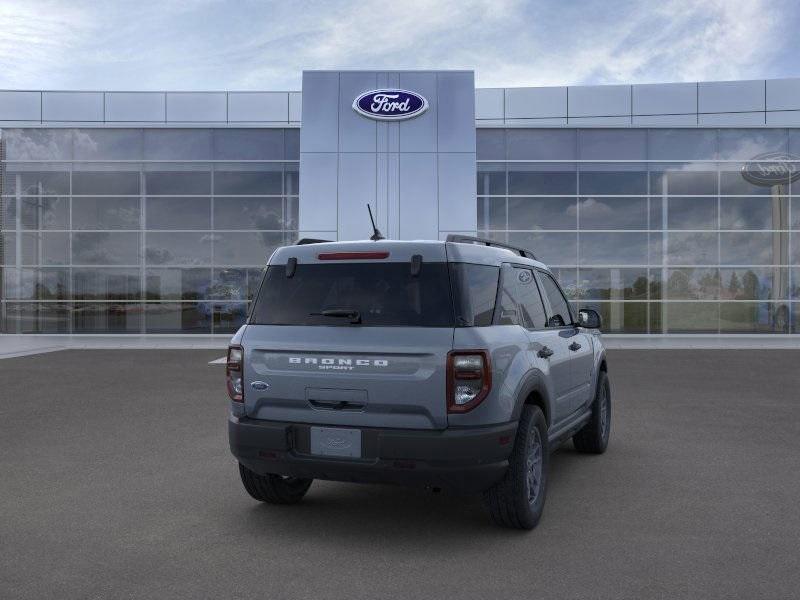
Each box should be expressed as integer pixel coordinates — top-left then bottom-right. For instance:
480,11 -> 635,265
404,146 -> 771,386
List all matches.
367,204 -> 385,241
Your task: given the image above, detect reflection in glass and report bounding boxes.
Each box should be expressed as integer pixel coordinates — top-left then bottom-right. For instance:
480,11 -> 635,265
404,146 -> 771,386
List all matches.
145,197 -> 211,230
720,232 -> 783,265
720,268 -> 788,301
664,302 -> 719,333
477,129 -> 505,160
578,197 -> 647,230
144,302 -> 211,333
578,171 -> 647,195
18,171 -> 70,195
477,197 -> 506,230
145,268 -> 211,301
577,301 -> 647,333
666,268 -> 719,300
20,196 -> 69,230
72,197 -> 140,230
508,197 -> 576,230
143,130 -> 213,160
22,232 -> 70,265
213,302 -> 249,333
213,232 -> 283,266
665,197 -> 717,230
72,303 -> 142,333
506,232 -> 577,266
666,233 -> 718,265
213,129 -> 284,160
72,232 -> 139,266
73,129 -> 143,160
145,171 -> 210,195
720,302 -> 790,333
477,165 -> 505,195
72,171 -> 140,195
3,302 -> 70,333
720,196 -> 788,230
579,233 -> 648,266
214,170 -> 282,195
506,129 -> 576,160
577,268 -> 648,300
650,169 -> 716,196
73,268 -> 141,300
145,232 -> 212,266
213,197 -> 283,230
508,169 -> 575,195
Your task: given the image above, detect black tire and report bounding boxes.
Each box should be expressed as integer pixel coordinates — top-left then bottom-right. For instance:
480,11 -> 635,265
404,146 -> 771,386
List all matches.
573,371 -> 611,454
238,463 -> 312,504
483,405 -> 548,530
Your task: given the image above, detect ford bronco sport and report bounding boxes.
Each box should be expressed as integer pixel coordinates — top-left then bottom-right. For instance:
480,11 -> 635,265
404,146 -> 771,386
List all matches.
227,235 -> 610,529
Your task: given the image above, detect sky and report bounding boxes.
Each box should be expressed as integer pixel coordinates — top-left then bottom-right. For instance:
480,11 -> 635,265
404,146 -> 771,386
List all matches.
0,0 -> 798,91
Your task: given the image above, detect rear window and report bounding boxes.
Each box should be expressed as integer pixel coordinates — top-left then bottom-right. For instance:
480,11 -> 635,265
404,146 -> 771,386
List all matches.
250,262 -> 454,327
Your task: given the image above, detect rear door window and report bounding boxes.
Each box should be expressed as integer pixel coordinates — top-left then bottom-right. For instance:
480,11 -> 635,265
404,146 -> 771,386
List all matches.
449,263 -> 500,326
538,271 -> 573,327
497,265 -> 547,328
250,262 -> 453,327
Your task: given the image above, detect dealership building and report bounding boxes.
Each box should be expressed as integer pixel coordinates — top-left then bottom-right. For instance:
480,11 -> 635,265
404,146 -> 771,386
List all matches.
1,70 -> 800,337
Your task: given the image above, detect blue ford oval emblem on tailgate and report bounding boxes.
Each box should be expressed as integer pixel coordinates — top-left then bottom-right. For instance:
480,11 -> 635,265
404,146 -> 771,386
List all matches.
353,89 -> 428,121
251,381 -> 269,390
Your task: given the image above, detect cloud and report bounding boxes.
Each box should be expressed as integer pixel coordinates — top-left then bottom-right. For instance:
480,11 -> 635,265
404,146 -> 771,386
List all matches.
0,0 -> 795,90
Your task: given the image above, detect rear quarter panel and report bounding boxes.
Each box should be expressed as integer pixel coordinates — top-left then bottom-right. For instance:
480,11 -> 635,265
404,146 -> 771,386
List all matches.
449,325 -> 532,427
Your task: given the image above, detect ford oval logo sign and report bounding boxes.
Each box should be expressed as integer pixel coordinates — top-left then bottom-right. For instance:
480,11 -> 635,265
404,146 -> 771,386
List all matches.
741,152 -> 800,187
353,89 -> 428,121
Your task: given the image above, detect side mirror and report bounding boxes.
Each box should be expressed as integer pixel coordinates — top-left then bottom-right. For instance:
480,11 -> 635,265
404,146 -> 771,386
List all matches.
578,309 -> 602,329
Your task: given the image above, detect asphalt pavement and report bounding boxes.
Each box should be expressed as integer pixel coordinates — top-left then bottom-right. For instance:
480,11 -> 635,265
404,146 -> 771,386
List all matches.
1,349 -> 799,599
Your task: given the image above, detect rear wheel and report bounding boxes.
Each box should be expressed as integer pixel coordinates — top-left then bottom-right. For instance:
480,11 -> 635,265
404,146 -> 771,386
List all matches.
483,405 -> 548,530
238,463 -> 312,504
573,371 -> 611,454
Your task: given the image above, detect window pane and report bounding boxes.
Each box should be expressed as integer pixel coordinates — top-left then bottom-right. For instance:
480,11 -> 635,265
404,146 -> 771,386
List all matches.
143,130 -> 213,160
538,271 -> 572,326
578,130 -> 646,160
477,165 -> 505,195
72,232 -> 139,265
73,129 -> 143,160
579,171 -> 647,195
213,129 -> 284,160
666,268 -> 720,299
507,232 -> 577,266
450,263 -> 499,327
3,129 -> 73,160
36,268 -> 69,300
4,302 -> 70,333
578,197 -> 647,230
144,302 -> 212,333
720,197 -> 788,230
718,129 -> 788,160
720,302 -> 790,333
579,233 -> 648,265
20,196 -> 69,230
720,169 -> 778,195
664,302 -> 719,333
145,197 -> 211,230
508,168 -> 576,195
477,197 -> 505,230
648,129 -> 717,161
507,129 -> 576,160
213,302 -> 249,333
213,197 -> 283,229
72,197 -> 140,229
145,232 -> 212,265
666,233 -> 718,265
145,268 -> 211,300
73,268 -> 141,300
720,267 -> 789,300
578,301 -> 647,333
1,233 -> 16,265
145,171 -> 210,195
650,169 -> 717,195
213,170 -> 282,195
285,129 -> 299,159
72,171 -> 140,195
72,303 -> 142,333
213,232 -> 283,266
19,171 -> 70,196
666,197 -> 717,230
209,268 -> 250,300
720,232 -> 785,265
476,129 -> 505,160
22,232 -> 70,265
577,268 -> 648,300
508,197 -> 576,230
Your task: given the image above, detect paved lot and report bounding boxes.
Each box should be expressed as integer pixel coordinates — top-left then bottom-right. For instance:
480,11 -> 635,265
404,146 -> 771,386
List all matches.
1,349 -> 799,599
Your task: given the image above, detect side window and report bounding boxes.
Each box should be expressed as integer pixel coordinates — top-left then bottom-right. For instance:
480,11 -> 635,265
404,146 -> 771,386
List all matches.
515,268 -> 547,329
497,265 -> 547,329
539,272 -> 573,327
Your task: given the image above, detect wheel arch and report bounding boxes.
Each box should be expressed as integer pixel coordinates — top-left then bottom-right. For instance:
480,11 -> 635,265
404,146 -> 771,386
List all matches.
512,370 -> 552,427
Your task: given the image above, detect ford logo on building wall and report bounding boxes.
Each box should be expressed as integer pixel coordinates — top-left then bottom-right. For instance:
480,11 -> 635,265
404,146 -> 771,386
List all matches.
741,152 -> 800,186
352,89 -> 428,121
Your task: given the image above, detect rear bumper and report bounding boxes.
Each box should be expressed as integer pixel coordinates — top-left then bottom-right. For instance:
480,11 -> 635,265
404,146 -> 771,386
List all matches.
229,415 -> 518,493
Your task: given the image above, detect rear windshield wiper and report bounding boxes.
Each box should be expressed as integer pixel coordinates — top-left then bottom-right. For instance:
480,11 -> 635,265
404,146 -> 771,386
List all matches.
310,308 -> 362,324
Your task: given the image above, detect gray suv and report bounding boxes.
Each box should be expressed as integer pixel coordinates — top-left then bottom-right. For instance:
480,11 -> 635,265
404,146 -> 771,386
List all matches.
227,235 -> 610,529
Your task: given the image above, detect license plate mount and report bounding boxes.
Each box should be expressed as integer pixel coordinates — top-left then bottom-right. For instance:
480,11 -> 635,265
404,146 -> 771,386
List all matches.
309,427 -> 362,458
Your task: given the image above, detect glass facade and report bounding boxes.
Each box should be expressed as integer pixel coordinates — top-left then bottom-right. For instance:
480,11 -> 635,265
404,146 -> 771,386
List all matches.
0,128 -> 299,334
478,128 -> 800,334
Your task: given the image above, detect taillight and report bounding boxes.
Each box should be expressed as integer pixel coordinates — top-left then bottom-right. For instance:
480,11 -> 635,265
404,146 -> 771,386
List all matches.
447,350 -> 491,413
226,345 -> 244,402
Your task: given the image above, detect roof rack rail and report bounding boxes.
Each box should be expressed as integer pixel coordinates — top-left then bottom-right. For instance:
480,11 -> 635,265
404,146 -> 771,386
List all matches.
445,234 -> 537,260
296,238 -> 333,245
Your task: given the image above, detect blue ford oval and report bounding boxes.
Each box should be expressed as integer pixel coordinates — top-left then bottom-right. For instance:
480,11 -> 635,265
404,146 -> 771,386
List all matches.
352,89 -> 428,121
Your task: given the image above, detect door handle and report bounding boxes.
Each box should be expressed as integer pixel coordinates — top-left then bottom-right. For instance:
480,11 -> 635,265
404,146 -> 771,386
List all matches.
537,346 -> 554,359
568,342 -> 582,351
